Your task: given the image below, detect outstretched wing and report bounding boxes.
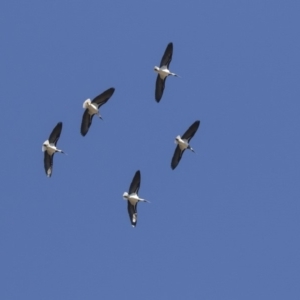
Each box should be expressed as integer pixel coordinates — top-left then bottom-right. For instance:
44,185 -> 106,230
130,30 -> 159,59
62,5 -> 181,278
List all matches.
155,75 -> 166,102
182,120 -> 200,142
160,42 -> 173,68
91,87 -> 115,108
49,122 -> 63,145
129,170 -> 141,195
171,145 -> 185,170
127,201 -> 138,227
44,152 -> 54,177
80,110 -> 94,136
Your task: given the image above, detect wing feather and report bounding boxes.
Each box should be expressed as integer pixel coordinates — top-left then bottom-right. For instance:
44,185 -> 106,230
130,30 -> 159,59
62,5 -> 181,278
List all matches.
80,110 -> 93,136
155,75 -> 166,102
44,152 -> 53,177
160,42 -> 173,68
127,201 -> 138,227
171,145 -> 184,170
129,170 -> 141,194
182,120 -> 200,142
49,122 -> 63,145
91,87 -> 115,108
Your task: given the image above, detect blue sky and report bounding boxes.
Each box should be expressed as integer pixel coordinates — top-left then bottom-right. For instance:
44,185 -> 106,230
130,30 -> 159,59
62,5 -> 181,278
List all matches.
1,1 -> 300,299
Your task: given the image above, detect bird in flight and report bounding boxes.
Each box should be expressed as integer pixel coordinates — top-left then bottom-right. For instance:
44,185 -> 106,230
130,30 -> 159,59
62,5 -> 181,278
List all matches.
123,170 -> 149,227
154,42 -> 179,102
80,87 -> 115,136
171,120 -> 200,170
42,122 -> 65,177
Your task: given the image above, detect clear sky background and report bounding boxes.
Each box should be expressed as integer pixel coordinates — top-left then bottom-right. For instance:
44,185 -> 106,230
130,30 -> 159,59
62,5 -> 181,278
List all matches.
1,1 -> 300,299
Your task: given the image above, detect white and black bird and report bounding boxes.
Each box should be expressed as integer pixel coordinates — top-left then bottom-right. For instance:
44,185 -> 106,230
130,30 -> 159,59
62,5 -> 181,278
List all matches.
123,170 -> 149,227
171,120 -> 200,170
154,42 -> 179,102
80,87 -> 115,136
42,122 -> 65,177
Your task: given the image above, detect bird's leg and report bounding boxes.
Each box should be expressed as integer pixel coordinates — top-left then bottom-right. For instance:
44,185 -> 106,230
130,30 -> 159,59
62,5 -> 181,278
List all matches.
57,149 -> 67,155
188,145 -> 195,153
139,198 -> 150,203
97,112 -> 103,120
172,72 -> 181,78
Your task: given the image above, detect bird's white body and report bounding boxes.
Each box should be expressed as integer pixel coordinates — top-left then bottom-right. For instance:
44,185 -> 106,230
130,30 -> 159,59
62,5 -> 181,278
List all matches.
83,99 -> 100,116
175,135 -> 189,151
42,140 -> 62,155
123,192 -> 148,205
154,66 -> 178,79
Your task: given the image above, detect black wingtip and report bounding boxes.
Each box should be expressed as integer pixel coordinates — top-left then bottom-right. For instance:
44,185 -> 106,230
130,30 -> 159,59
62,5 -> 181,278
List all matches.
55,122 -> 63,132
80,128 -> 87,136
108,87 -> 115,94
155,93 -> 162,102
166,42 -> 173,52
54,122 -> 63,132
193,120 -> 201,131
